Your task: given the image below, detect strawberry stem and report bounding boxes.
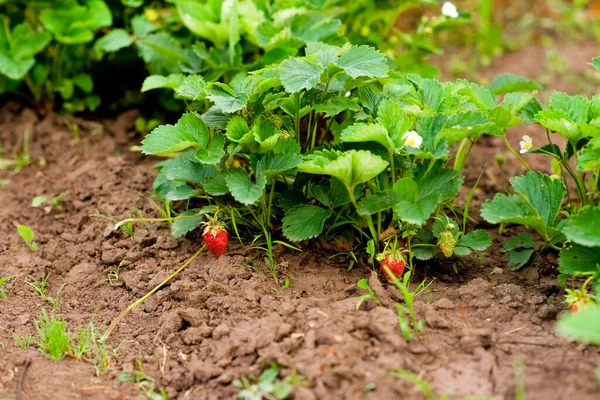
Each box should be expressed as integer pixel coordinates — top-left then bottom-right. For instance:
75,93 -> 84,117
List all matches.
103,246 -> 206,340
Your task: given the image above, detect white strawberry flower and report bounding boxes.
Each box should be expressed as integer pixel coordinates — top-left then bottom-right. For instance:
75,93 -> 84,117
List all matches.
403,130 -> 423,148
519,135 -> 533,154
441,2 -> 459,18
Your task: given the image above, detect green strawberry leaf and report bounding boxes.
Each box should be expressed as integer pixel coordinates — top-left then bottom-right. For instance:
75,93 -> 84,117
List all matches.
557,306 -> 600,344
458,230 -> 491,251
0,22 -> 51,80
335,45 -> 389,79
0,54 -> 34,80
562,206 -> 600,247
297,149 -> 388,193
164,182 -> 198,201
226,116 -> 250,142
558,243 -> 600,275
437,111 -> 492,145
257,153 -> 303,178
340,123 -> 393,152
94,29 -> 133,54
141,74 -> 184,92
73,73 -> 93,93
40,0 -> 112,44
171,207 -> 216,238
225,168 -> 267,205
453,246 -> 472,257
376,99 -> 412,148
175,75 -> 206,101
205,82 -> 248,113
253,118 -> 280,152
577,146 -> 600,172
392,165 -> 463,226
480,172 -> 565,239
506,248 -> 535,270
418,114 -> 448,158
278,57 -> 323,93
549,92 -> 589,124
502,233 -> 535,251
315,97 -> 360,117
356,191 -> 402,215
202,171 -> 229,196
282,205 -> 332,241
413,246 -> 437,260
195,133 -> 225,164
487,73 -> 542,95
460,82 -> 496,110
141,112 -> 208,155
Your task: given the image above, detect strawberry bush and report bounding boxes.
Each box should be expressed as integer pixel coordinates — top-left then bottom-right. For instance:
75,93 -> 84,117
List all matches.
138,42 -> 556,278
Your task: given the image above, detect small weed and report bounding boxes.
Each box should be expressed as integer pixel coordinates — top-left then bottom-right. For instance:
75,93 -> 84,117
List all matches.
11,332 -> 36,349
355,278 -> 380,309
107,268 -> 120,285
26,274 -> 65,312
0,275 -> 16,300
119,359 -> 167,400
90,213 -> 136,238
31,190 -> 68,211
234,363 -> 307,400
385,270 -> 433,341
13,311 -> 119,372
0,131 -> 32,173
73,321 -> 119,374
34,309 -> 71,361
392,369 -> 494,400
17,224 -> 38,250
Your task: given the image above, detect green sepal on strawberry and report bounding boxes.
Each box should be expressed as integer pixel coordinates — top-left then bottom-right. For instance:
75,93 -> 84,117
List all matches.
565,288 -> 595,313
202,215 -> 229,258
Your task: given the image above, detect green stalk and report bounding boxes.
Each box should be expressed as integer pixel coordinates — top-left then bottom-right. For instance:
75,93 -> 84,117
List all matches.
593,168 -> 599,198
310,112 -> 320,150
294,92 -> 301,145
454,138 -> 473,173
501,134 -> 532,172
389,150 -> 396,181
103,246 -> 206,340
347,186 -> 378,247
266,178 -> 277,229
562,160 -> 587,207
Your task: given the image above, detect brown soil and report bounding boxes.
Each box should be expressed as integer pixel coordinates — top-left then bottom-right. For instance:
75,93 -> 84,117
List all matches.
1,43 -> 600,400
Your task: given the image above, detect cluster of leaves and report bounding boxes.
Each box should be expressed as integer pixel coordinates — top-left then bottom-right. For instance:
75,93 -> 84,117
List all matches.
1,0 -> 474,112
481,60 -> 600,271
234,363 -> 306,400
0,0 -> 113,110
139,39 -> 549,275
469,58 -> 600,346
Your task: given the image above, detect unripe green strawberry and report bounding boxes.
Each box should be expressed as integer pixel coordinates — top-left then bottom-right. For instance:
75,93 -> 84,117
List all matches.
438,231 -> 456,258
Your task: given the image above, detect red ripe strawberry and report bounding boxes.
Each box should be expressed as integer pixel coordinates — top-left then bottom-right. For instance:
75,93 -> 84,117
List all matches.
378,252 -> 406,282
202,218 -> 228,258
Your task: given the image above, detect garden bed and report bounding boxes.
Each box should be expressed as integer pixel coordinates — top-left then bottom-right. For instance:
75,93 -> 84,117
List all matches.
1,42 -> 600,400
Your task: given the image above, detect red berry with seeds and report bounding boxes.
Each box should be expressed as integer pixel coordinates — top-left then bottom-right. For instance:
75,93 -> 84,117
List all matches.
378,252 -> 406,282
202,217 -> 228,258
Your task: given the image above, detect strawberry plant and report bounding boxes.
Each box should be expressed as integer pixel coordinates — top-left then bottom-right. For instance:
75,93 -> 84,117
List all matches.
481,59 -> 600,271
133,39 -> 555,282
1,0 -> 112,110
